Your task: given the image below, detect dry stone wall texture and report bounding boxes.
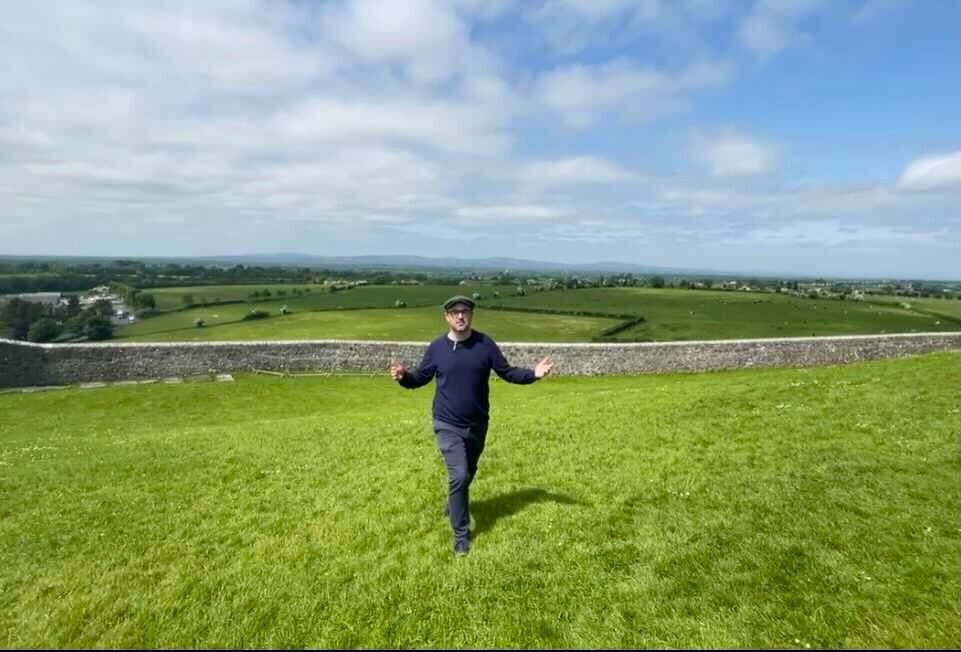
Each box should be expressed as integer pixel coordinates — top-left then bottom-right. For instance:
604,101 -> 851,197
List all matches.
1,333 -> 958,388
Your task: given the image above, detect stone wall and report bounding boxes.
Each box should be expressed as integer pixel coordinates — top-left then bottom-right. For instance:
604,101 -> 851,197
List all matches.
1,333 -> 958,388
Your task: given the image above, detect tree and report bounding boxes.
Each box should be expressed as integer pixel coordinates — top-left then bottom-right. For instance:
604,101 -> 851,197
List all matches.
63,314 -> 87,336
1,297 -> 49,339
91,299 -> 113,319
85,318 -> 113,340
28,318 -> 61,342
133,293 -> 156,309
650,275 -> 666,289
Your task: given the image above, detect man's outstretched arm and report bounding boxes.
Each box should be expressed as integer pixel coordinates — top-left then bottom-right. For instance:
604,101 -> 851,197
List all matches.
491,343 -> 553,384
391,346 -> 436,388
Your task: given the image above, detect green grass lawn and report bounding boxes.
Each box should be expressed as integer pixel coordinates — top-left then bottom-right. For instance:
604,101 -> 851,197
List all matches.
1,352 -> 958,648
495,288 -> 959,340
116,305 -> 617,342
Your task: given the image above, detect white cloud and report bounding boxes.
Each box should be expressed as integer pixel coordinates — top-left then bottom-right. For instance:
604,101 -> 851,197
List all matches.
648,178 -> 958,248
690,131 -> 778,176
0,126 -> 52,148
737,0 -> 826,60
454,204 -> 566,224
896,151 -> 961,192
534,59 -> 730,127
520,0 -> 735,65
520,157 -> 636,184
1,3 -> 338,98
321,0 -> 497,84
270,95 -> 511,154
737,14 -> 793,59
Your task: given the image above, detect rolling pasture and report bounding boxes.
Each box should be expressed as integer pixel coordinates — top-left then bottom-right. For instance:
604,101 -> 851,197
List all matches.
145,283 -> 497,311
1,352 -> 958,648
861,294 -> 961,321
492,287 -> 958,341
119,284 -> 960,343
117,304 -> 618,343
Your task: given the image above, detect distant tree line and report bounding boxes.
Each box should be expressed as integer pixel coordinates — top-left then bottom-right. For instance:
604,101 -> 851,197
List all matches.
1,296 -> 113,342
0,273 -> 102,294
0,259 -> 470,293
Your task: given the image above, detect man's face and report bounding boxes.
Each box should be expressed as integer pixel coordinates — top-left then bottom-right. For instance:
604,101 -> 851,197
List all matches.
445,304 -> 473,333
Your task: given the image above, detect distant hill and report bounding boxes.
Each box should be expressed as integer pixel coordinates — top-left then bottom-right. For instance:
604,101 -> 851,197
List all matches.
204,253 -> 732,277
2,253 -> 955,282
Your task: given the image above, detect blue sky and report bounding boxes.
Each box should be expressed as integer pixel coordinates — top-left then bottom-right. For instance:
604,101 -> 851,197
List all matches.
1,0 -> 958,279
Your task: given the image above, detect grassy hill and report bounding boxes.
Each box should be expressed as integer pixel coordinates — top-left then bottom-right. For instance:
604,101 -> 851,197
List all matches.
2,352 -> 958,648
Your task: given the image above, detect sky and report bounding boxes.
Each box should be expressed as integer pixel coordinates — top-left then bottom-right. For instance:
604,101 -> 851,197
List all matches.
1,0 -> 959,280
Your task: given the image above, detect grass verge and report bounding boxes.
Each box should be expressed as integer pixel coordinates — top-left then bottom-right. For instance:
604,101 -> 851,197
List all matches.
1,352 -> 958,647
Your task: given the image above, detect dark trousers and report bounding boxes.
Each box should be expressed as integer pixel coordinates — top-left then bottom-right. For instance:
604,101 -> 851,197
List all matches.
434,419 -> 488,542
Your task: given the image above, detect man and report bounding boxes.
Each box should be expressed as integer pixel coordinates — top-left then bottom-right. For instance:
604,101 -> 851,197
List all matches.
389,295 -> 554,556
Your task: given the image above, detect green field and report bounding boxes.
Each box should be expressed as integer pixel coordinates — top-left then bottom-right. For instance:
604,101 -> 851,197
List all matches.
148,283 -> 319,309
494,288 -> 959,340
117,305 -> 617,343
146,283 -> 502,311
121,285 -> 961,343
1,352 -> 958,648
864,295 -> 961,321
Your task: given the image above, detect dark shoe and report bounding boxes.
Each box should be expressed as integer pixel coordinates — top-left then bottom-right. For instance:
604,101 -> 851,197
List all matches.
453,539 -> 470,556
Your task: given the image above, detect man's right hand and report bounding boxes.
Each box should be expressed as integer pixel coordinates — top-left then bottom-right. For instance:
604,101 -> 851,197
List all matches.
389,360 -> 406,381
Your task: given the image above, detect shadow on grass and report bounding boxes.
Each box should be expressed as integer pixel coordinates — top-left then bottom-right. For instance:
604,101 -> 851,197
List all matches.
471,487 -> 583,539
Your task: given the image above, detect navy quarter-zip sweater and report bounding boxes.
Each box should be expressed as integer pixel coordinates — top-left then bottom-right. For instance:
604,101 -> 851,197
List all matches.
398,330 -> 537,427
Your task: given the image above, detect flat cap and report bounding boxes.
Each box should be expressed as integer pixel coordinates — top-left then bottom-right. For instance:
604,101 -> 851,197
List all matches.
443,295 -> 476,311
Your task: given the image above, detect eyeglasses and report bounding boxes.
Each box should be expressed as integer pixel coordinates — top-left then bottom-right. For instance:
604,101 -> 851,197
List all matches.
446,309 -> 472,316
